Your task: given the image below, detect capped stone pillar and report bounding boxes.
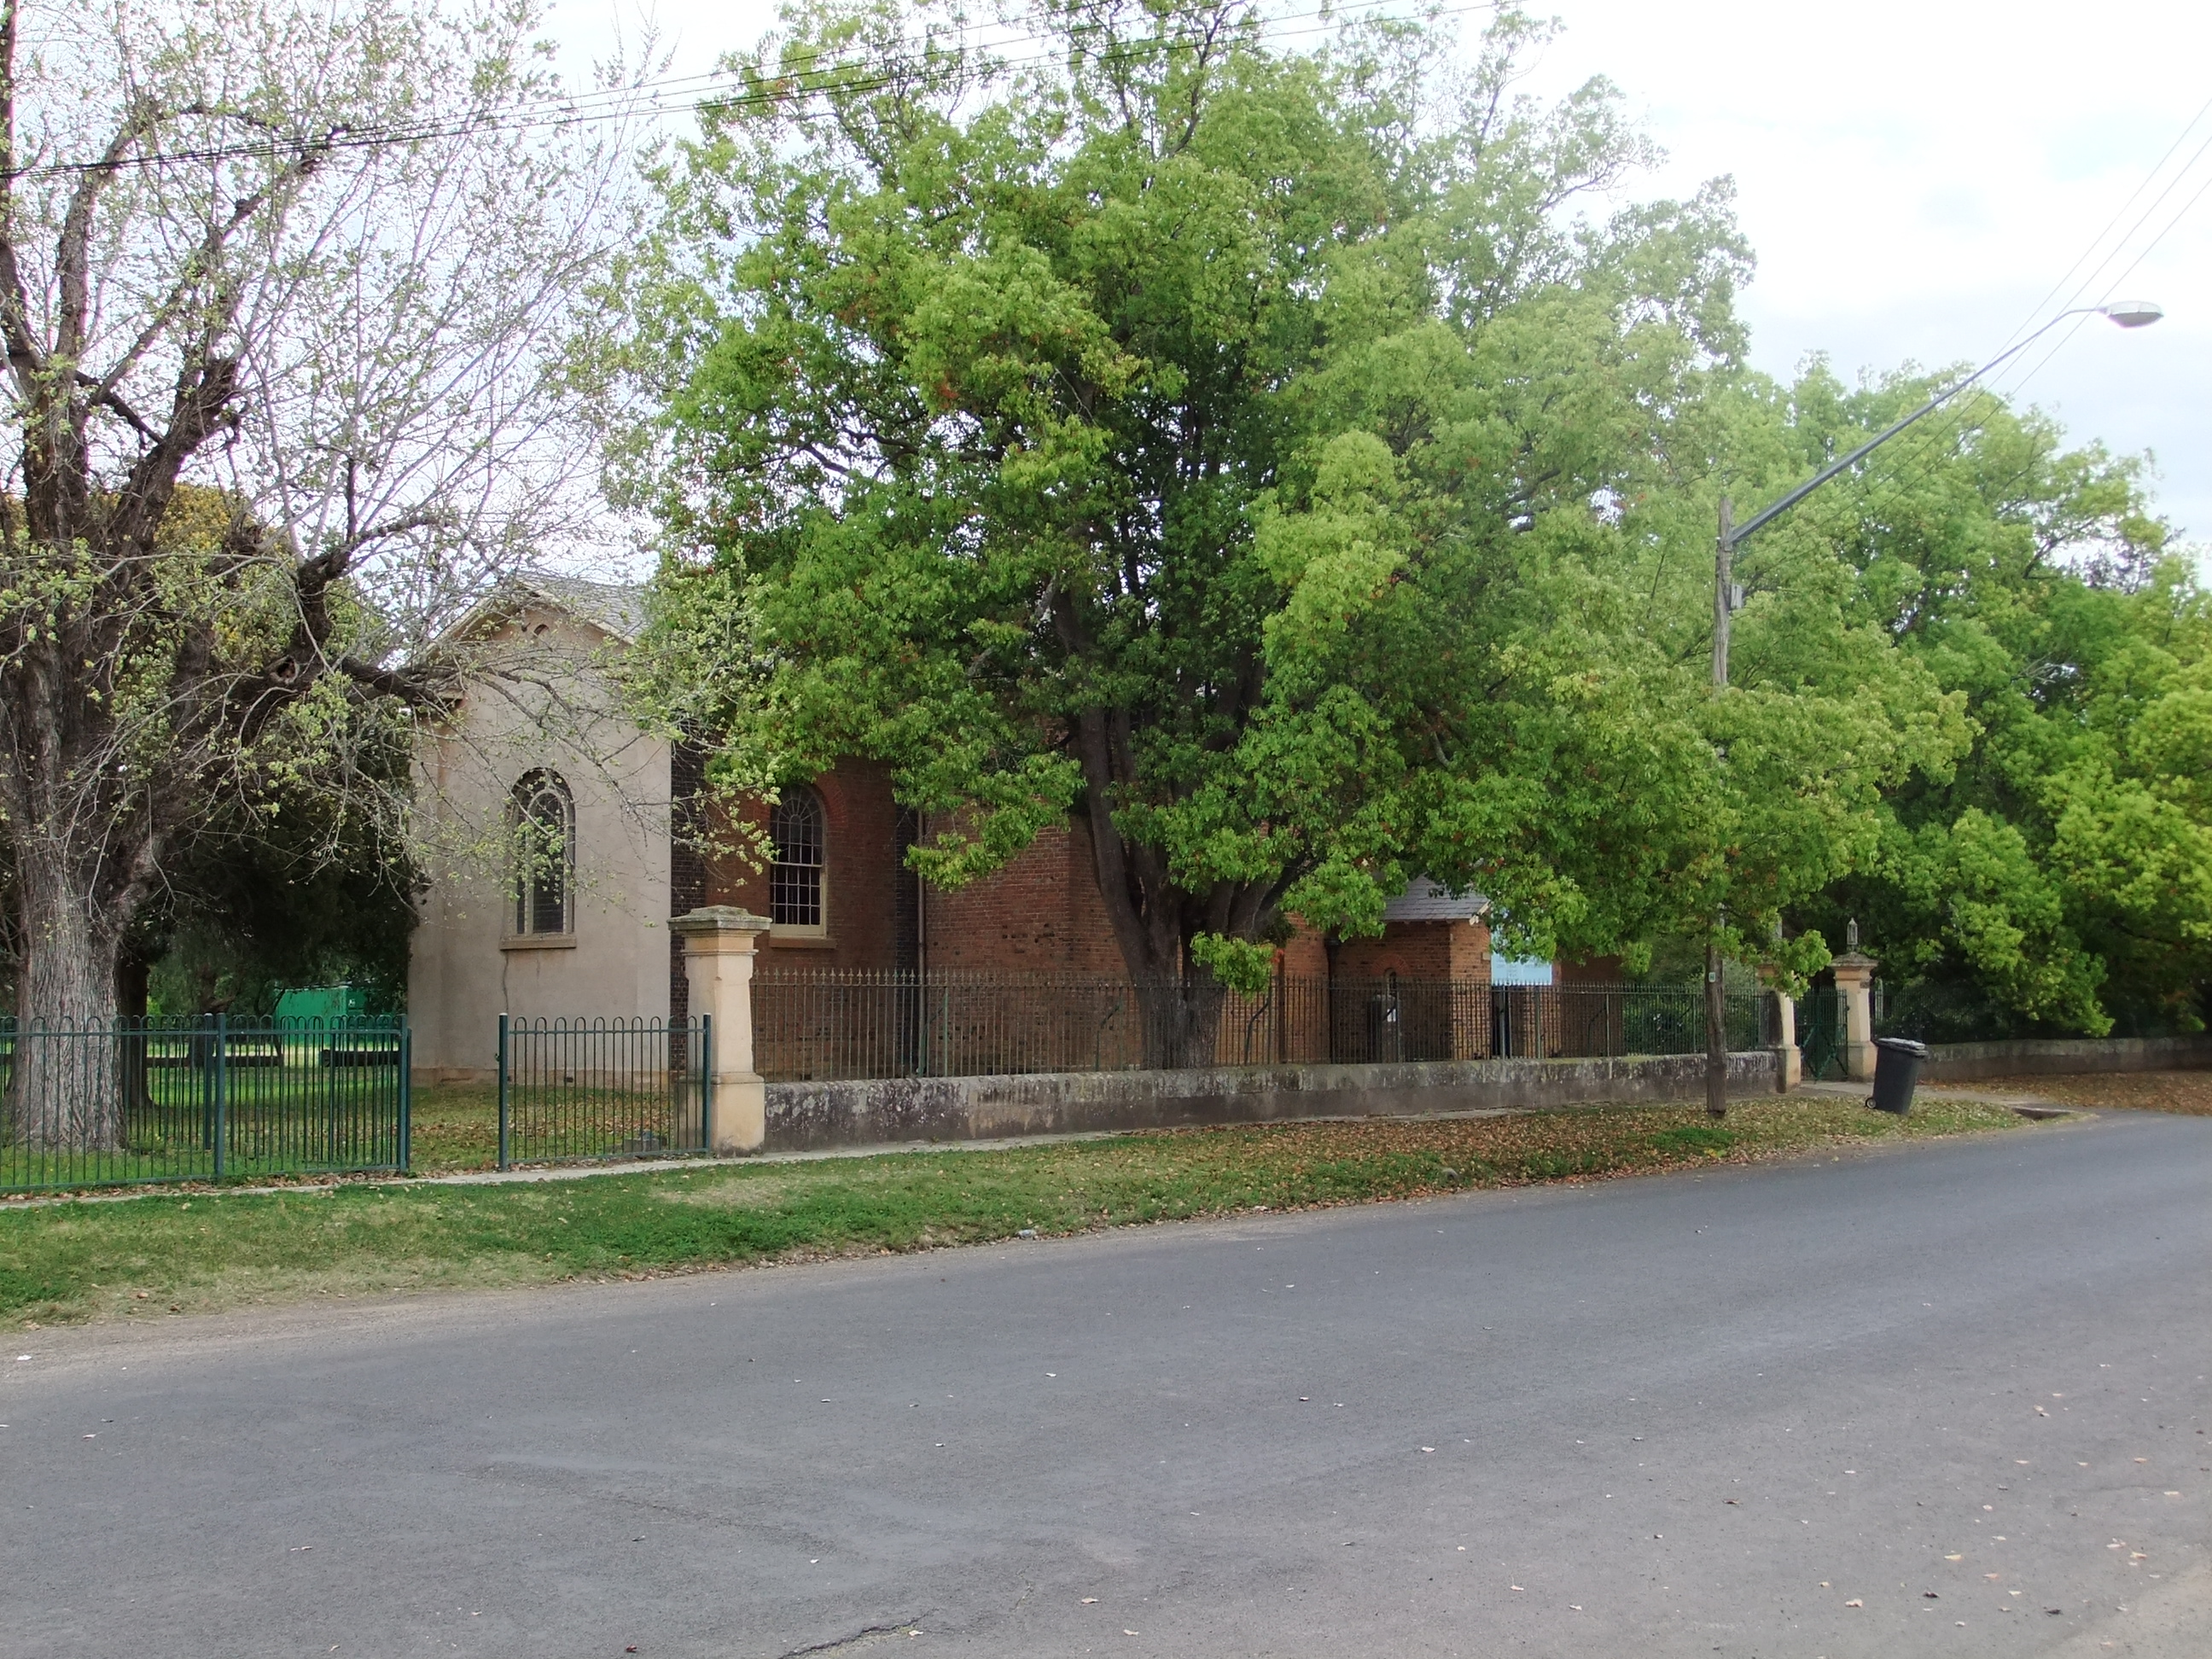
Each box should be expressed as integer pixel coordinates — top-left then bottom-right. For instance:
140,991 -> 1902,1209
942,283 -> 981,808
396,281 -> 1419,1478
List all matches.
673,906 -> 771,1153
1829,950 -> 1878,1084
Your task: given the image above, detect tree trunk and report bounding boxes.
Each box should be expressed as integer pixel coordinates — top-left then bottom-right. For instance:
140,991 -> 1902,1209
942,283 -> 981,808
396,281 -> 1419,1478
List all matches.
1130,969 -> 1228,1071
5,854 -> 126,1150
1066,800 -> 1236,1069
1704,935 -> 1728,1120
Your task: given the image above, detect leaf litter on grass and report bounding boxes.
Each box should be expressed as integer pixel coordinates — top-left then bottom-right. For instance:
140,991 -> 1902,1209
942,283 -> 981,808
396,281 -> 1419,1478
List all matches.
0,1095 -> 2030,1327
1971,1069 -> 2212,1117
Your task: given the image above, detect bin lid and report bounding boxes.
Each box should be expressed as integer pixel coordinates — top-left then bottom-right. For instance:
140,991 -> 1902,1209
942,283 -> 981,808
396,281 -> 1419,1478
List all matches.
1873,1036 -> 1930,1057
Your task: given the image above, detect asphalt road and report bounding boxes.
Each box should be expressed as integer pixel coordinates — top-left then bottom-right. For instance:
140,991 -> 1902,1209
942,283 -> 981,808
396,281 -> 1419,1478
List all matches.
4,1111 -> 2208,1659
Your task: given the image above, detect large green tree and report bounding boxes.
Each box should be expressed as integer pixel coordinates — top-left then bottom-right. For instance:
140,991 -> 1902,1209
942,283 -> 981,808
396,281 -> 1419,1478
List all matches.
613,0 -> 1957,1060
1752,370 -> 2211,1038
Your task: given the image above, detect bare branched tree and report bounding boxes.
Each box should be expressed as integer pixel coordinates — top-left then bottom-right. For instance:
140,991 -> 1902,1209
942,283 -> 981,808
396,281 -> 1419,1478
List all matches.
0,0 -> 630,1145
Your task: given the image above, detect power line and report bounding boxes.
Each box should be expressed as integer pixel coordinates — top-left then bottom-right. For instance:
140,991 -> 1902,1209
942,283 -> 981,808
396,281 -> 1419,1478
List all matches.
1807,96 -> 2212,537
3,0 -> 1491,182
1994,89 -> 2212,358
1998,159 -> 2212,406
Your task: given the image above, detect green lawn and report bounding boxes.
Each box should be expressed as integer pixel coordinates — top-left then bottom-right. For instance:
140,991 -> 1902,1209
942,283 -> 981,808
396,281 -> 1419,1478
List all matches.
408,1084 -> 502,1173
0,1093 -> 2035,1328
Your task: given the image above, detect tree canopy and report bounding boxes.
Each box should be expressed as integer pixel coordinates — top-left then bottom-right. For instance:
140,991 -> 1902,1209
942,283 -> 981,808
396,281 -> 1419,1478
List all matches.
1755,370 -> 2209,1038
610,0 -> 1964,1055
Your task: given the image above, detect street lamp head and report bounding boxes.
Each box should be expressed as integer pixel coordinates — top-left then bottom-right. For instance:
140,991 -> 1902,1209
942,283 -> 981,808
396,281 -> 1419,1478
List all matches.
2098,300 -> 2163,329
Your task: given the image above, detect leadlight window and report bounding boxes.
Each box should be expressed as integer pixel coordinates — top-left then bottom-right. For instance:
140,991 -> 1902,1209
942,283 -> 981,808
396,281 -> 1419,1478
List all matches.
769,786 -> 825,929
510,771 -> 573,935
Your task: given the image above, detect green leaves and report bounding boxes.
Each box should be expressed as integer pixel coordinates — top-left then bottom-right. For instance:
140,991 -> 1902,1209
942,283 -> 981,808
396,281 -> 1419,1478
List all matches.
608,0 -> 1952,997
1770,368 -> 2208,1036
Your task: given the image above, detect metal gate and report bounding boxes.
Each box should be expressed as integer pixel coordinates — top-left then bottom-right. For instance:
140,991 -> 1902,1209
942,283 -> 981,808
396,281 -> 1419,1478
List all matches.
1799,987 -> 1847,1080
494,1015 -> 712,1168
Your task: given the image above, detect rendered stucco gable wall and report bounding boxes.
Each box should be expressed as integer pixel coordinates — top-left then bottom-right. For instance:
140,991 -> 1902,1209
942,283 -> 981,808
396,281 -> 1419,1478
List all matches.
408,602 -> 674,1082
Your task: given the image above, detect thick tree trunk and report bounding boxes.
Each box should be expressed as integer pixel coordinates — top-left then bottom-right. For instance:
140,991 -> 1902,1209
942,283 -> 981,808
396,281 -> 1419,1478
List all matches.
5,855 -> 126,1150
1130,970 -> 1228,1071
1065,799 -> 1236,1068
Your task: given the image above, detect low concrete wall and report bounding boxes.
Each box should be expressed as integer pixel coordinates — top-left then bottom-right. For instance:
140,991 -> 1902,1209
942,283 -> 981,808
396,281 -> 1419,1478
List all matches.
763,1049 -> 1784,1151
1918,1035 -> 2212,1084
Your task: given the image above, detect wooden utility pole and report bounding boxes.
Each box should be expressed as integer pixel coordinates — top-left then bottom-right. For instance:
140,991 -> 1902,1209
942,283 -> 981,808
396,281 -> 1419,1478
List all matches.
1707,498 -> 1733,1117
1713,497 -> 1732,688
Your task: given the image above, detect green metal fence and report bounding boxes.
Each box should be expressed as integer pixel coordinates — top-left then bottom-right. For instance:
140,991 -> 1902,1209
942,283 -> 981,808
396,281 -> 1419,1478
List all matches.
0,1016 -> 410,1194
495,1015 -> 712,1169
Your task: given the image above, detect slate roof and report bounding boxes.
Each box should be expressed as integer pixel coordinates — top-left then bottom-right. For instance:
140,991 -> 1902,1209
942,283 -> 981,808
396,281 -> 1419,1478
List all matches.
1382,876 -> 1488,922
509,571 -> 649,642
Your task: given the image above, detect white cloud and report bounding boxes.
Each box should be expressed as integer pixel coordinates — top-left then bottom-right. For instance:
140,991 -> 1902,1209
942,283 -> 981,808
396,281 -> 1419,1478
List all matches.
551,0 -> 2212,544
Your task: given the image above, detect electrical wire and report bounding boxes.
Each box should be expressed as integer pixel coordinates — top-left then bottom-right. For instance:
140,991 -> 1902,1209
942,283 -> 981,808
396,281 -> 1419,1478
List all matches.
1999,159 -> 2212,405
1800,96 -> 2212,544
1993,89 -> 2212,358
3,0 -> 1493,181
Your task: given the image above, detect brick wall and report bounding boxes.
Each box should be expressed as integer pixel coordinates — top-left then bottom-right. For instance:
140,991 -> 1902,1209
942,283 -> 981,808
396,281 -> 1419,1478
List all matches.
706,760 -> 910,973
668,738 -> 708,1024
1334,921 -> 1494,982
704,770 -> 1508,1016
924,820 -> 1129,975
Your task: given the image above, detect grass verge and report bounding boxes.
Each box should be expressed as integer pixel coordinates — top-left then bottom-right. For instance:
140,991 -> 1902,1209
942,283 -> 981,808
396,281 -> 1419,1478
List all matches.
1975,1068 -> 2212,1117
0,1094 -> 2032,1329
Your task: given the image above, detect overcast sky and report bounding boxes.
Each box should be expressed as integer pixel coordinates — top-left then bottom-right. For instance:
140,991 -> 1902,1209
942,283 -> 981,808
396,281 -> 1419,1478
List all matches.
550,0 -> 2212,550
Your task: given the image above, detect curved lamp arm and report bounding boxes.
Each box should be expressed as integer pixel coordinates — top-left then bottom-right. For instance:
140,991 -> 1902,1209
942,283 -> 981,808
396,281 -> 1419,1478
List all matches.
1727,300 -> 2163,549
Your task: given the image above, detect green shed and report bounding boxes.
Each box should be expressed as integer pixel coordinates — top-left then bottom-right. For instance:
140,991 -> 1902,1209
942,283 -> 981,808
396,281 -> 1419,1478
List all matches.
273,984 -> 369,1026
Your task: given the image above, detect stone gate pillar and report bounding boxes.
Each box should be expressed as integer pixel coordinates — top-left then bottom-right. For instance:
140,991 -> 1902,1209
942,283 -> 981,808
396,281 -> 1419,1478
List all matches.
1829,950 -> 1878,1083
673,906 -> 771,1153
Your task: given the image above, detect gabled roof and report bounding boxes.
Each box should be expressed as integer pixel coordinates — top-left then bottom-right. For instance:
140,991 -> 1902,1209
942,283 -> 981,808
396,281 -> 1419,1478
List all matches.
514,572 -> 649,643
1382,876 -> 1488,923
434,569 -> 650,653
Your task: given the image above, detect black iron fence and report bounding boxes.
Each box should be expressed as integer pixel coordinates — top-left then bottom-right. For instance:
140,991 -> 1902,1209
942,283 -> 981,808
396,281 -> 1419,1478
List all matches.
0,1016 -> 409,1194
494,1015 -> 712,1168
752,972 -> 1772,1084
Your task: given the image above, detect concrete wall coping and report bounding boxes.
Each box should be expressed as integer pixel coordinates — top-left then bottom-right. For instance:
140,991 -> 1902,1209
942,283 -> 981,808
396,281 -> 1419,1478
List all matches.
763,1048 -> 1784,1152
1917,1033 -> 2212,1082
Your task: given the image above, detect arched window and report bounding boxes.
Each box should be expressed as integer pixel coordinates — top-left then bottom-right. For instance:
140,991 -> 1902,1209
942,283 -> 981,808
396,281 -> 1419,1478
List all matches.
510,771 -> 573,936
769,785 -> 825,930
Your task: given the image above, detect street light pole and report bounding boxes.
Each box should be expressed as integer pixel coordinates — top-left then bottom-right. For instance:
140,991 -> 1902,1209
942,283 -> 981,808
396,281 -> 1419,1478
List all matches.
1701,300 -> 2162,1116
